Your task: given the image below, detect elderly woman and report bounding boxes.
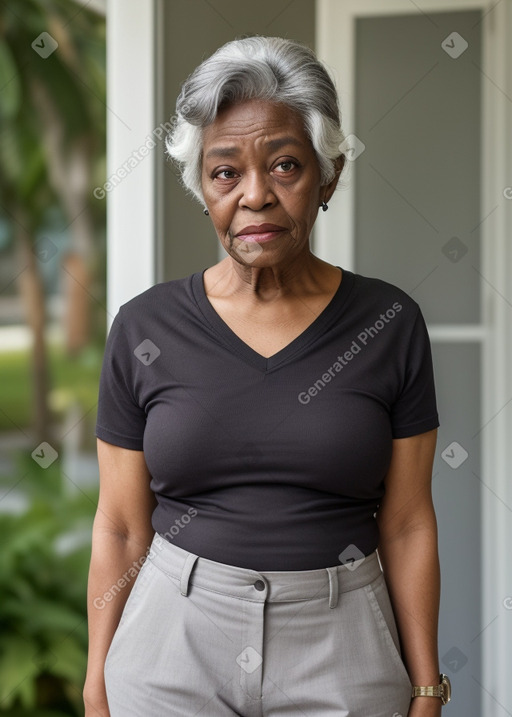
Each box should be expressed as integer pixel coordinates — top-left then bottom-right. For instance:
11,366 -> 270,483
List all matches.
84,36 -> 448,717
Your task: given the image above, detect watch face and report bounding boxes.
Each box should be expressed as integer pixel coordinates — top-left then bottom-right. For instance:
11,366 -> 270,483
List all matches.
441,674 -> 452,704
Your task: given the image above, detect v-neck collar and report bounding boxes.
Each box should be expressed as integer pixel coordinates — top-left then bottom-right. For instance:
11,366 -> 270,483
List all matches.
191,266 -> 355,372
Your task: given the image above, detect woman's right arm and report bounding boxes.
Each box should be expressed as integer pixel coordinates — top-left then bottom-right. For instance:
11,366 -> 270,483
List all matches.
83,438 -> 157,716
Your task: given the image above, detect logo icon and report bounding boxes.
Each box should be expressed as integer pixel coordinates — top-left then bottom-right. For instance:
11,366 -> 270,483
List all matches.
233,239 -> 264,263
31,442 -> 58,469
442,646 -> 468,673
441,441 -> 468,469
441,32 -> 468,59
31,32 -> 59,59
33,236 -> 58,263
134,339 -> 161,366
339,544 -> 366,571
339,134 -> 366,162
442,237 -> 468,263
236,646 -> 263,674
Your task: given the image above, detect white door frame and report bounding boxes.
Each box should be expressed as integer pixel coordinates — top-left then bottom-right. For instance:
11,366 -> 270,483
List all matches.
105,0 -> 163,327
316,1 -> 512,714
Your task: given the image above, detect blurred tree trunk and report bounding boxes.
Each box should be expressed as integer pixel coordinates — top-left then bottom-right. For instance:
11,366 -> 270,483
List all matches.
15,208 -> 52,444
29,81 -> 95,356
0,0 -> 105,444
62,252 -> 90,355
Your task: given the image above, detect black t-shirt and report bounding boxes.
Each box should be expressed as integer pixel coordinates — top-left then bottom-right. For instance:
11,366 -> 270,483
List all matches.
95,267 -> 439,571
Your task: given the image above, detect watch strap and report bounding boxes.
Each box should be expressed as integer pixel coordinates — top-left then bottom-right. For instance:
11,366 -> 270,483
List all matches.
412,685 -> 444,698
411,674 -> 451,705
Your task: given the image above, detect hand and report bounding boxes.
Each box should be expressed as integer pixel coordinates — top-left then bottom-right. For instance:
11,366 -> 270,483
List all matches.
407,696 -> 443,717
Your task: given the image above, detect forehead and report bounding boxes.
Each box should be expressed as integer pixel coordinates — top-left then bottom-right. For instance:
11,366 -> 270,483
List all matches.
202,99 -> 310,157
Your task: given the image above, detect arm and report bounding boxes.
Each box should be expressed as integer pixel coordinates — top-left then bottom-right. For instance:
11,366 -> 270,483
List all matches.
83,438 -> 157,716
375,428 -> 442,717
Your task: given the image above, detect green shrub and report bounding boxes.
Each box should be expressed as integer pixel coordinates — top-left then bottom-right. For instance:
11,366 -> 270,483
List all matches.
0,454 -> 97,715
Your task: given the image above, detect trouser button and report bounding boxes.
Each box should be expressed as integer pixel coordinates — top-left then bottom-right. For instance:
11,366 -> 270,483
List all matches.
253,579 -> 265,591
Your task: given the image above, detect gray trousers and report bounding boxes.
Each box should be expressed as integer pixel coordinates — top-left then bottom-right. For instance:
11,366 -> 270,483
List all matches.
104,533 -> 412,716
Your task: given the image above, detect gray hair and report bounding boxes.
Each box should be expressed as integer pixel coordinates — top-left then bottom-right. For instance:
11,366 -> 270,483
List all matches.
165,36 -> 347,206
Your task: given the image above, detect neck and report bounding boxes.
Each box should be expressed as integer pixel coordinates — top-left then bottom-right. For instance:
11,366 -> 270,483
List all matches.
209,253 -> 340,304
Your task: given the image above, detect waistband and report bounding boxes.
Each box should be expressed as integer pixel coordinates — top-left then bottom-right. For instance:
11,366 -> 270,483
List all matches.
147,533 -> 383,609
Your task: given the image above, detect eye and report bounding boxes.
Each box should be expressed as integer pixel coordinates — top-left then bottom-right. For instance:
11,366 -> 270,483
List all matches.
214,169 -> 238,180
274,160 -> 298,174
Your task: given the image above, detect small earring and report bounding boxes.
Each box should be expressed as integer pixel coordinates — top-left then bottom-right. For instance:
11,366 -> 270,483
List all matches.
321,201 -> 328,212
203,208 -> 209,216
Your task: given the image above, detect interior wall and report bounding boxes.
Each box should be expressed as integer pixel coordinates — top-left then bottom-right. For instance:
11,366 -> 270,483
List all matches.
159,0 -> 316,282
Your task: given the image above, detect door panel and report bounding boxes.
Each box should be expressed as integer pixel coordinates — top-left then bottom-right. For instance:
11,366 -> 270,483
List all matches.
354,12 -> 482,716
354,11 -> 482,325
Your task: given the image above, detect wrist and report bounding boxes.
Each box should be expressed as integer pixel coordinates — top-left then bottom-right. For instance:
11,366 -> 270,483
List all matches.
83,673 -> 108,700
408,698 -> 442,717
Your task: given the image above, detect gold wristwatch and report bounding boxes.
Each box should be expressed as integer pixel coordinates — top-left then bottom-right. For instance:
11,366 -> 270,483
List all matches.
411,673 -> 451,705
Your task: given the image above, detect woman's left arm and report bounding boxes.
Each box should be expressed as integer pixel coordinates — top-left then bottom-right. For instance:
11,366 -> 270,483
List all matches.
376,428 -> 442,717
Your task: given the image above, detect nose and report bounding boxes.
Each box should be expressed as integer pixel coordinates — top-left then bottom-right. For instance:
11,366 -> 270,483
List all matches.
239,170 -> 277,211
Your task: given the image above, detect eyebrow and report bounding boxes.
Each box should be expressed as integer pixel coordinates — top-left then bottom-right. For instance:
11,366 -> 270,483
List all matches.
204,136 -> 303,160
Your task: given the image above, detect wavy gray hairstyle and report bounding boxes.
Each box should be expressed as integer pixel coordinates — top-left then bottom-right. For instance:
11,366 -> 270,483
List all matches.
165,36 -> 347,206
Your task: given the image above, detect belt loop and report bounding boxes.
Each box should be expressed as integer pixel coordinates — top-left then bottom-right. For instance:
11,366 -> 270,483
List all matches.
326,566 -> 339,609
180,553 -> 199,596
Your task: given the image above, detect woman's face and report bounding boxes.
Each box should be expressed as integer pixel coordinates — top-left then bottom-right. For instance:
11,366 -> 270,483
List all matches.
201,98 -> 327,267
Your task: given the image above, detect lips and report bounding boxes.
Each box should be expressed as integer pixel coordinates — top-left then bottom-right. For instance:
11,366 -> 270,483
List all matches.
235,223 -> 288,244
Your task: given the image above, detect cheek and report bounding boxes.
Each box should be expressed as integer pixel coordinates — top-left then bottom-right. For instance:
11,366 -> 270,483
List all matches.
285,175 -> 320,211
210,206 -> 236,242
287,191 -> 320,226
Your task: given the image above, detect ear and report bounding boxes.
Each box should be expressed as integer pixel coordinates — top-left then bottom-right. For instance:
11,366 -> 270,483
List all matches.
321,154 -> 346,204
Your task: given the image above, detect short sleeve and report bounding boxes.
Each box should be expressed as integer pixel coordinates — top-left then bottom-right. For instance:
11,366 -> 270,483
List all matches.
390,307 -> 440,439
95,315 -> 146,450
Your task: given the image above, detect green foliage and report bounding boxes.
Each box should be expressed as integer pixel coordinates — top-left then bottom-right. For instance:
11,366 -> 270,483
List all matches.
0,350 -> 31,431
0,0 -> 107,443
0,455 -> 98,716
0,0 -> 106,216
0,42 -> 21,120
0,343 -> 103,434
0,0 -> 105,138
0,3 -> 106,710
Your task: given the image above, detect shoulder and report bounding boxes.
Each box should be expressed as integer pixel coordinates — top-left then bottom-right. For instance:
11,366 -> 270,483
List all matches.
115,272 -> 198,326
348,270 -> 421,318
